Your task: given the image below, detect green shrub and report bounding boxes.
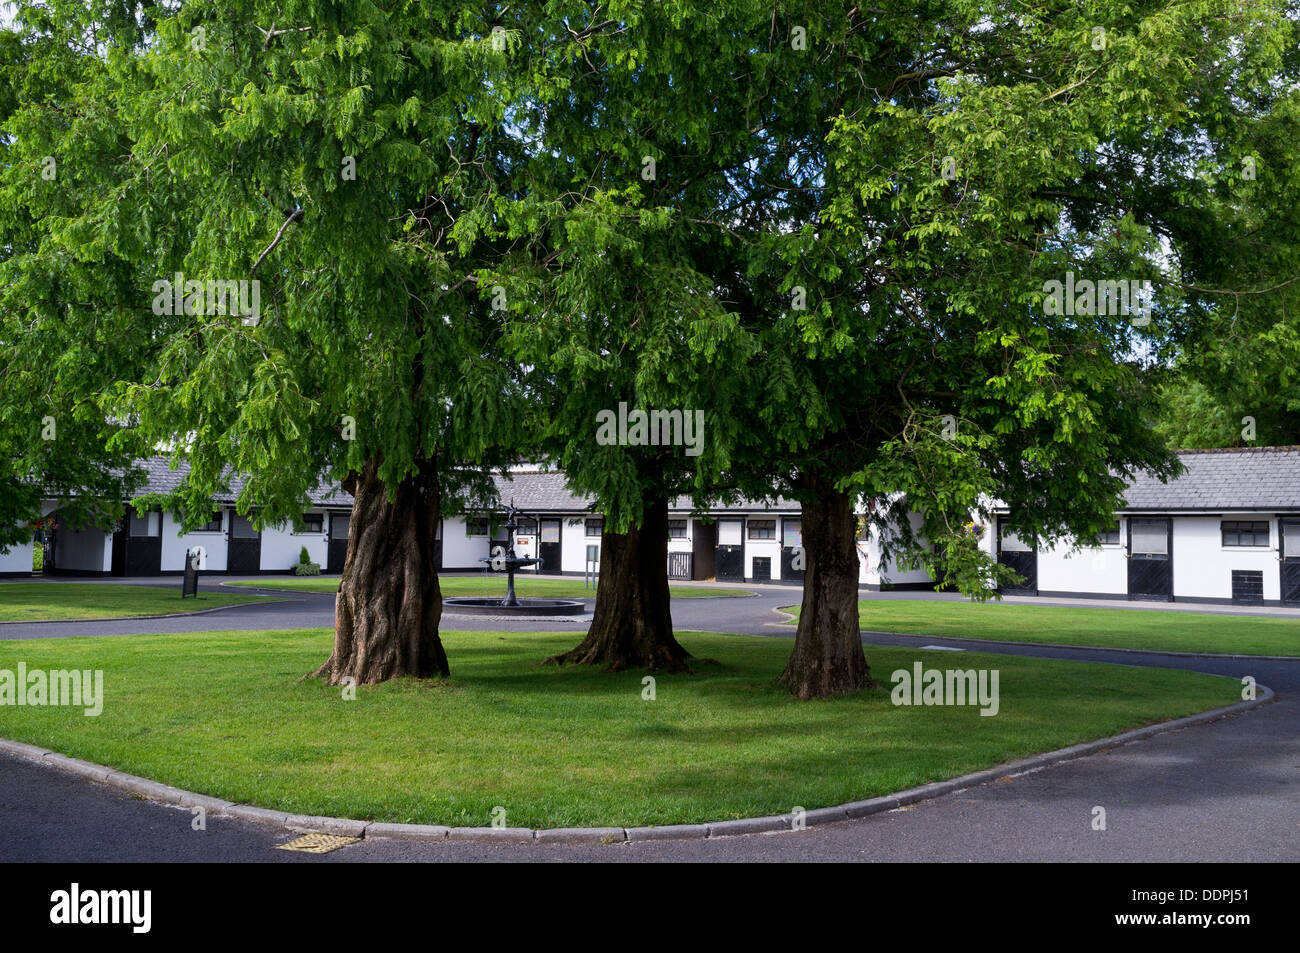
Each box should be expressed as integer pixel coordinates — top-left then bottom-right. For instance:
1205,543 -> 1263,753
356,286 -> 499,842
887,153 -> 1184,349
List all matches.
298,545 -> 311,565
293,561 -> 321,576
32,544 -> 43,572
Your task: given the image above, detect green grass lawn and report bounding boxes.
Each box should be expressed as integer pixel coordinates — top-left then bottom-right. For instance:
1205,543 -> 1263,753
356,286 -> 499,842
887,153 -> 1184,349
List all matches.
782,599 -> 1300,657
0,583 -> 277,622
226,575 -> 747,599
0,627 -> 1238,828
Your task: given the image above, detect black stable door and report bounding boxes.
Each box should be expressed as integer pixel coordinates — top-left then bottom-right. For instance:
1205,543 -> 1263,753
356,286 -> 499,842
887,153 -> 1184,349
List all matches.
997,518 -> 1037,594
227,512 -> 262,574
1281,519 -> 1300,606
1127,517 -> 1173,601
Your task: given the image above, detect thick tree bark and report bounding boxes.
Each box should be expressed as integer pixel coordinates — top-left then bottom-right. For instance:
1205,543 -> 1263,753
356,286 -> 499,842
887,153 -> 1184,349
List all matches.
779,476 -> 874,699
543,493 -> 691,672
312,456 -> 448,684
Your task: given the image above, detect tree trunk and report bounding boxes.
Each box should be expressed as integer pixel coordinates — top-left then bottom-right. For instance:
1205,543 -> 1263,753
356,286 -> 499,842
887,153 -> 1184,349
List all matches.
312,456 -> 448,684
543,493 -> 691,672
779,476 -> 874,698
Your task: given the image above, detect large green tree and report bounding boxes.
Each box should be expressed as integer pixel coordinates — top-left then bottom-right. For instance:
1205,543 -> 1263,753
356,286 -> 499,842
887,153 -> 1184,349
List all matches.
0,4 -> 154,551
751,0 -> 1297,697
2,1 -> 536,682
487,2 -> 765,672
675,0 -> 1297,697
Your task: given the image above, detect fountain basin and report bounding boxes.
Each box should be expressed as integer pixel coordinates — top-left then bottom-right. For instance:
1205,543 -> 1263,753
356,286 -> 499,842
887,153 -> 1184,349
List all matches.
442,597 -> 586,617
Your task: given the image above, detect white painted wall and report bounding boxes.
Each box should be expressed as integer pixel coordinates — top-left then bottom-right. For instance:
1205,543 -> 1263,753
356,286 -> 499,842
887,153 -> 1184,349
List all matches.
562,517 -> 601,574
1172,514 -> 1280,601
258,514 -> 328,572
160,512 -> 228,572
511,518 -> 539,571
57,526 -> 112,573
1037,521 -> 1127,595
441,516 -> 490,570
0,528 -> 34,574
866,512 -> 937,587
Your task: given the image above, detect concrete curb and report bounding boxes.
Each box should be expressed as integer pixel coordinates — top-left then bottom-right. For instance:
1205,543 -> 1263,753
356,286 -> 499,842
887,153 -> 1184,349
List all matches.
0,684 -> 1274,843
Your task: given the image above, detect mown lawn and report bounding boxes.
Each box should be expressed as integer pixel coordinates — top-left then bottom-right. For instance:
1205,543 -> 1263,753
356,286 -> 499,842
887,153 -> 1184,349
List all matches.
0,583 -> 277,622
227,575 -> 746,599
0,628 -> 1239,828
783,599 -> 1300,657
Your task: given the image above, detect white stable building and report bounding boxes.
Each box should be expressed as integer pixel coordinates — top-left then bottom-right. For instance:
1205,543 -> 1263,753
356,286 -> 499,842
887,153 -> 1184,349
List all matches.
5,447 -> 1299,607
1,460 -> 805,584
0,459 -> 354,577
859,447 -> 1300,607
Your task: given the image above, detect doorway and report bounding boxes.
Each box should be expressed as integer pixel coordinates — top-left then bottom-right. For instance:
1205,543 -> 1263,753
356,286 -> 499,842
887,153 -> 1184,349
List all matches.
327,512 -> 350,573
1280,519 -> 1300,606
997,518 -> 1037,595
692,519 -> 717,580
539,519 -> 562,573
1127,517 -> 1172,601
227,511 -> 262,574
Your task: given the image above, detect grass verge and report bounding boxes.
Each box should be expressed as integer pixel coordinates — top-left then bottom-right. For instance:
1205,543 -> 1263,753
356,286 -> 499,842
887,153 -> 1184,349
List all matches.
0,583 -> 277,622
782,599 -> 1300,657
0,627 -> 1239,828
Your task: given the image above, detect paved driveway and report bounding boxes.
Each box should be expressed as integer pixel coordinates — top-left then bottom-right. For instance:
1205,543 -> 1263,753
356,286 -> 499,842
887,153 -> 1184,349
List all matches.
0,578 -> 1296,861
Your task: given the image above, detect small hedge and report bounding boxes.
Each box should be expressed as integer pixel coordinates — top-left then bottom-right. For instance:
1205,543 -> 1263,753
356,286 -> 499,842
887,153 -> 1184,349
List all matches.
293,545 -> 320,575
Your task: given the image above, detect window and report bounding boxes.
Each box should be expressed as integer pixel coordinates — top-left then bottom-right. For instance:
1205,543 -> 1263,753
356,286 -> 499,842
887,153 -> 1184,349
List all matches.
515,517 -> 537,536
999,527 -> 1032,553
585,518 -> 603,537
748,519 -> 776,540
1222,520 -> 1269,547
783,519 -> 802,547
1099,523 -> 1121,546
668,519 -> 687,539
1130,519 -> 1169,555
230,514 -> 258,539
128,509 -> 158,537
466,519 -> 489,537
300,513 -> 324,534
198,512 -> 222,533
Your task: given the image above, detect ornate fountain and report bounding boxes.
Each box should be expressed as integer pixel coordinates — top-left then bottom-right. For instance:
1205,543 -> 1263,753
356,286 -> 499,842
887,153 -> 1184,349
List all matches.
442,501 -> 585,616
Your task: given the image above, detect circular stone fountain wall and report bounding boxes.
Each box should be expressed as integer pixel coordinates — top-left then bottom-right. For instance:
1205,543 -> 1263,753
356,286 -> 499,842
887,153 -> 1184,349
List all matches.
442,597 -> 586,617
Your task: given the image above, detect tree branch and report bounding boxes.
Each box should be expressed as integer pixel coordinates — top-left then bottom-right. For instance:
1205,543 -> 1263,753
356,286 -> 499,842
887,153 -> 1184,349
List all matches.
252,207 -> 303,273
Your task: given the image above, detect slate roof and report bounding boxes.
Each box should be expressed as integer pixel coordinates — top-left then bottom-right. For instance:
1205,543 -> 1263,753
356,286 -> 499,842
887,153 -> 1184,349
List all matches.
125,447 -> 1300,515
489,469 -> 593,513
669,493 -> 800,514
1119,446 -> 1300,512
130,459 -> 795,514
134,457 -> 352,507
488,468 -> 799,514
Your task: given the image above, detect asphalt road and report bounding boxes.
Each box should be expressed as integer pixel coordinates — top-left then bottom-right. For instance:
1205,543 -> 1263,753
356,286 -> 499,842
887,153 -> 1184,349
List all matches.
1,578 -> 1297,861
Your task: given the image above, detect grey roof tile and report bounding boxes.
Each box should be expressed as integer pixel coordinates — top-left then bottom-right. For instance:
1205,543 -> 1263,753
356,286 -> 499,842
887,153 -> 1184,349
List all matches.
131,459 -> 798,514
1121,447 -> 1300,511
